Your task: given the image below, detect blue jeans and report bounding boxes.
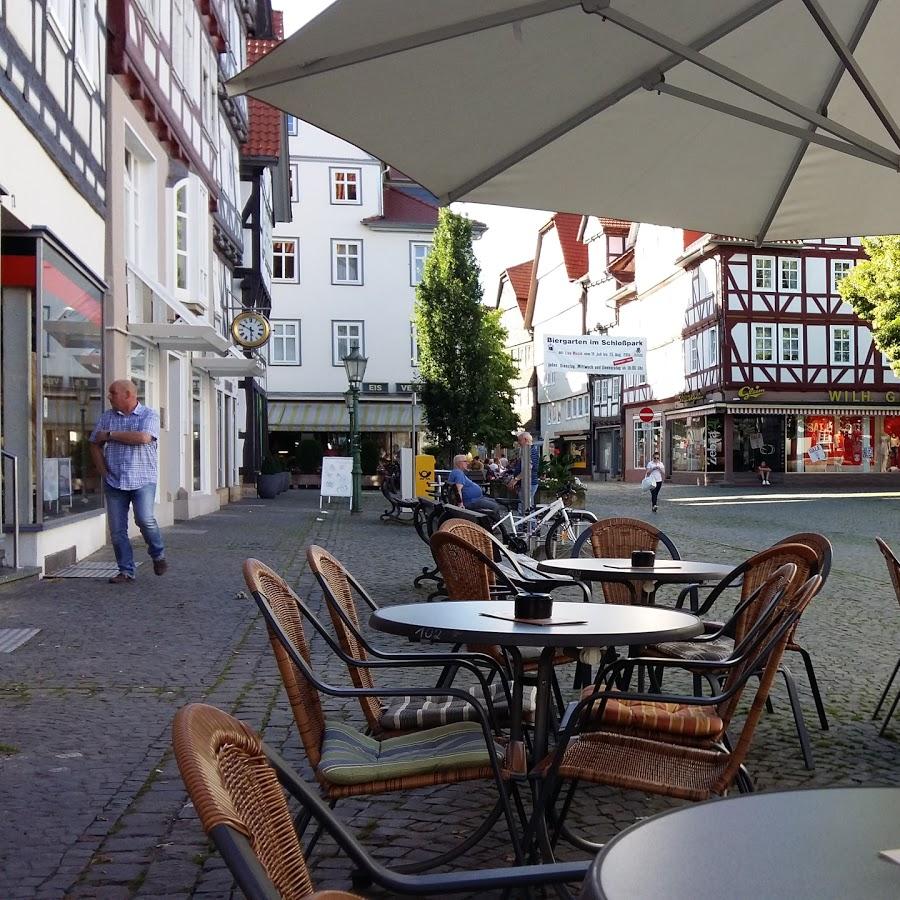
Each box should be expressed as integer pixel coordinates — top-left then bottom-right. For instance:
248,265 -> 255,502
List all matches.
105,483 -> 165,577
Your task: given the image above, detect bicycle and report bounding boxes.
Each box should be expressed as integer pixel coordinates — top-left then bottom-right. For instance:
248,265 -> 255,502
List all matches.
491,483 -> 596,558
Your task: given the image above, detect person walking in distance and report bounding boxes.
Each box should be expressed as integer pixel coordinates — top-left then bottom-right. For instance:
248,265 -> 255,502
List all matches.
90,380 -> 167,584
645,452 -> 665,513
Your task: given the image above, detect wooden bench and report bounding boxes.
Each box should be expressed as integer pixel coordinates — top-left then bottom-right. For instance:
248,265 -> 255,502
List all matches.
380,474 -> 418,523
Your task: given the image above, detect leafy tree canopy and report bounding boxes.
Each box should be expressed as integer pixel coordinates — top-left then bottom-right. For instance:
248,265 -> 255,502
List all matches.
415,209 -> 518,460
839,236 -> 900,375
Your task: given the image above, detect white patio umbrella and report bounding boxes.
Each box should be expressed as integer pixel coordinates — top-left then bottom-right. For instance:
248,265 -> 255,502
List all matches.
228,0 -> 900,242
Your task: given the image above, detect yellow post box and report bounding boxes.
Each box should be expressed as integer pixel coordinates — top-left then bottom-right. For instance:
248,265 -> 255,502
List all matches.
415,454 -> 436,498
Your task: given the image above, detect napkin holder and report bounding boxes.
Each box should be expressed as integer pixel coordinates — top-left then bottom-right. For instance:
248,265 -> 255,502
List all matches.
514,593 -> 553,620
631,549 -> 656,568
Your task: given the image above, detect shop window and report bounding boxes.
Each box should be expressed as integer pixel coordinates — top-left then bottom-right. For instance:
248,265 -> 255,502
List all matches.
752,324 -> 774,362
192,376 -> 202,491
670,415 -> 723,474
732,415 -> 784,473
753,256 -> 774,290
633,419 -> 660,469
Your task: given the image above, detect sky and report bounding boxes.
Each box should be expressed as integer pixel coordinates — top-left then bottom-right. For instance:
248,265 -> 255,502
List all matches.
271,1 -> 553,302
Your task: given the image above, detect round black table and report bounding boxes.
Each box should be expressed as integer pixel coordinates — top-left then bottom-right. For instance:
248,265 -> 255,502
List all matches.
537,558 -> 734,607
370,600 -> 702,761
583,787 -> 900,900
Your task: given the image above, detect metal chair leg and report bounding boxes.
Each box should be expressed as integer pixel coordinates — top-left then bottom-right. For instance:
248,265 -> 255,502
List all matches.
794,645 -> 829,730
879,681 -> 900,737
873,655 -> 900,720
781,665 -> 814,770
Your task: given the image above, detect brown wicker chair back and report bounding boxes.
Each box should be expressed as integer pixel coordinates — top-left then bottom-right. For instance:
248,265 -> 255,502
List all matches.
713,572 -> 822,792
242,559 -> 326,771
730,543 -> 818,644
306,545 -> 383,732
877,537 -> 900,604
432,526 -> 494,601
586,518 -> 669,605
775,532 -> 833,580
172,703 -> 320,900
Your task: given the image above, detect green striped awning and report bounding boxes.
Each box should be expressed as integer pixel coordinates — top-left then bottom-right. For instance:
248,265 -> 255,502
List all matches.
269,400 -> 422,432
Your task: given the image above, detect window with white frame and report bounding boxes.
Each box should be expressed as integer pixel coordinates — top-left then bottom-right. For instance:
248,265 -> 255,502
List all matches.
273,239 -> 298,282
332,239 -> 362,284
271,321 -> 300,365
47,0 -> 73,44
74,0 -> 97,83
689,335 -> 700,372
410,242 -> 432,285
779,257 -> 799,291
175,183 -> 189,291
832,326 -> 852,364
124,148 -> 142,266
289,163 -> 299,202
332,321 -> 364,365
706,326 -> 718,366
331,168 -> 361,204
753,256 -> 775,290
286,115 -> 299,136
566,398 -> 573,419
545,368 -> 556,387
780,325 -> 801,363
752,324 -> 774,362
593,380 -> 603,406
832,258 -> 853,288
410,321 -> 419,366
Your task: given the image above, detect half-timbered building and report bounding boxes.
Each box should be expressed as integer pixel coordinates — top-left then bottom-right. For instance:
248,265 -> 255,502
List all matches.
495,259 -> 536,431
1,0 -> 109,572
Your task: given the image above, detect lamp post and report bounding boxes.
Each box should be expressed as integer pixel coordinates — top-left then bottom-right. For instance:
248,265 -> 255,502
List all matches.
342,347 -> 367,513
75,382 -> 91,500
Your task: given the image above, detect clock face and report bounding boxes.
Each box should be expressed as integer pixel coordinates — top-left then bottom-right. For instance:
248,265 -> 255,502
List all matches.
231,313 -> 270,348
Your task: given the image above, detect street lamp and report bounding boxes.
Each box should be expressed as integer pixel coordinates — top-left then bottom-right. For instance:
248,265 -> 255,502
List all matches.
342,347 -> 367,513
75,382 -> 91,500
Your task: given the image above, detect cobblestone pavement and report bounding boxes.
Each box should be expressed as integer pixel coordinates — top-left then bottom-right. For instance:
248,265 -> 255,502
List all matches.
3,481 -> 900,898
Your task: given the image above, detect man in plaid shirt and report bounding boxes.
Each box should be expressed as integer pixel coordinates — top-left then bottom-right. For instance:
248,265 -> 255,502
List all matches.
90,380 -> 167,584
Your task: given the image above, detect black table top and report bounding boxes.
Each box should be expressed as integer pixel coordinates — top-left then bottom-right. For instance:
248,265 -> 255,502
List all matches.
537,557 -> 734,584
370,600 -> 702,648
584,787 -> 900,900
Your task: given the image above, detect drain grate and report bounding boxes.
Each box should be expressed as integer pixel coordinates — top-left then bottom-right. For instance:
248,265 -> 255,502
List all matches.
50,561 -> 143,579
0,628 -> 40,653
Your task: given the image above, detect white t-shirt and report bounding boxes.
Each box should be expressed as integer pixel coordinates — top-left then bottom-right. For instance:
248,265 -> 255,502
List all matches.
645,460 -> 665,484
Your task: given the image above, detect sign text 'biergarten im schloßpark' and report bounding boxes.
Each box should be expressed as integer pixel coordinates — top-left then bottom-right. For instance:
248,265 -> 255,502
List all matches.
543,335 -> 646,378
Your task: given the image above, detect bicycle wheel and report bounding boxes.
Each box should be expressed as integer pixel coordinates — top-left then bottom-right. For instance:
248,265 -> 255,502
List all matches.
544,512 -> 594,559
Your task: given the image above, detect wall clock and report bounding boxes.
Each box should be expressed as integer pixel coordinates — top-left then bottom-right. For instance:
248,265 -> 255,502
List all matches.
231,311 -> 271,349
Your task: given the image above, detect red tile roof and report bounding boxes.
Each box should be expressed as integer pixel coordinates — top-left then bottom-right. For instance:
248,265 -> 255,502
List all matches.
599,217 -> 632,232
608,246 -> 635,284
553,213 -> 588,281
244,39 -> 283,159
505,260 -> 534,316
361,186 -> 439,227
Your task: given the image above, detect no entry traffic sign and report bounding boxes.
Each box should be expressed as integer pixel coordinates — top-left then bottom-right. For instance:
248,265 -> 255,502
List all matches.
638,407 -> 654,423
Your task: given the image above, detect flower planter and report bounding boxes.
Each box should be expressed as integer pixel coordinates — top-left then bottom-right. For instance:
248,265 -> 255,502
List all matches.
536,489 -> 585,507
257,473 -> 281,499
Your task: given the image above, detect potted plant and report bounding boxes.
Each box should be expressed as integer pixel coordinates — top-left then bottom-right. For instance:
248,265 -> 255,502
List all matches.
257,454 -> 283,499
536,450 -> 587,506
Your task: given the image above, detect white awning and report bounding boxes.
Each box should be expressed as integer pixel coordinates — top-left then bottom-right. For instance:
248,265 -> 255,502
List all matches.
193,356 -> 265,378
269,400 -> 421,432
665,404 -> 724,418
727,404 -> 900,416
130,322 -> 230,353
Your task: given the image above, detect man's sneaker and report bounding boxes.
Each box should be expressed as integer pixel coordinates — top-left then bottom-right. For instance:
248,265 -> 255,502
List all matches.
153,557 -> 168,576
108,573 -> 134,584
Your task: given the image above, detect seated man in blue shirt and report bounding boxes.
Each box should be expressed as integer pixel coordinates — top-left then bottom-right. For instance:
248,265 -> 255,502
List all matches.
448,454 -> 508,531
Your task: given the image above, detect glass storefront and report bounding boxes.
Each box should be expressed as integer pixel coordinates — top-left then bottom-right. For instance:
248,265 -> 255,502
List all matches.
786,414 -> 876,473
670,414 -> 724,474
633,419 -> 661,468
732,414 -> 785,473
2,234 -> 104,524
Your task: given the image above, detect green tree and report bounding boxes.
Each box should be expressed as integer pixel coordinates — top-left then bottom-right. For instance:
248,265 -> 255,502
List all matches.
839,236 -> 900,375
414,209 -> 518,459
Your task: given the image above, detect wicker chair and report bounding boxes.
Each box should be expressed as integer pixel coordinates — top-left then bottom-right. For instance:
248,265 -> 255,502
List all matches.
570,517 -> 682,605
646,542 -> 821,768
772,532 -> 833,731
242,558 -> 523,870
874,537 -> 900,735
173,703 -> 589,899
306,544 -> 535,737
533,573 -> 823,852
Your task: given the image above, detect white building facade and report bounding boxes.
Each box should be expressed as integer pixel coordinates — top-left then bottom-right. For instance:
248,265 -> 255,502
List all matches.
267,126 -> 439,468
495,260 -> 536,431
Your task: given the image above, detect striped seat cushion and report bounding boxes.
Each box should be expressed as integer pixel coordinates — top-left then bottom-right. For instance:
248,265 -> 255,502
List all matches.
379,681 -> 537,731
649,635 -> 735,662
579,687 -> 724,738
319,720 -> 500,785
